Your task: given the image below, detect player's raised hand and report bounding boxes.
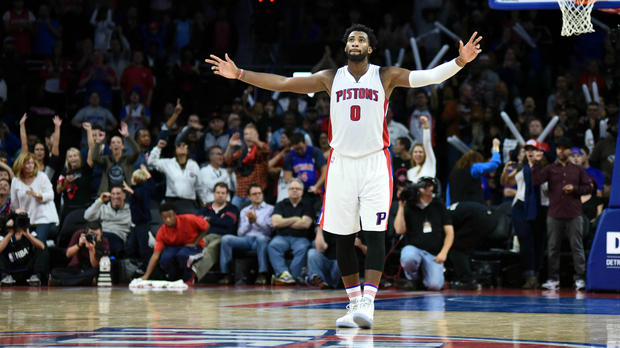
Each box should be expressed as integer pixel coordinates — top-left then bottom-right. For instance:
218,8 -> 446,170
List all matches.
205,53 -> 240,80
458,32 -> 483,65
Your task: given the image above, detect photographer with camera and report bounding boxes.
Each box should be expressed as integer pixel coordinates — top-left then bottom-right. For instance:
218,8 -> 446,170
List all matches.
0,211 -> 49,286
394,177 -> 454,291
49,220 -> 110,286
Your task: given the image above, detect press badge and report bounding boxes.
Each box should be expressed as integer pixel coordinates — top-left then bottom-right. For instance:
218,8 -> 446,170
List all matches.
423,221 -> 432,233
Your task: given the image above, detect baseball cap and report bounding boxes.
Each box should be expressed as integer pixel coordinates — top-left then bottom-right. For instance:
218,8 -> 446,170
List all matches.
524,139 -> 542,150
570,147 -> 584,156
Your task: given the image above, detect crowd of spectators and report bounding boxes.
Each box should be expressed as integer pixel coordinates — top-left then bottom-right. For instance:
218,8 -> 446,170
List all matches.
0,0 -> 618,290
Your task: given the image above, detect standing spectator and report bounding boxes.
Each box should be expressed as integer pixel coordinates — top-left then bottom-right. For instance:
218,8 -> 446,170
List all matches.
224,124 -> 271,209
193,182 -> 239,283
269,112 -> 313,151
10,152 -> 59,243
33,4 -> 61,57
106,34 -> 131,82
91,122 -> 140,195
531,136 -> 593,291
282,132 -> 327,199
268,179 -> 314,285
120,50 -> 155,106
140,202 -> 209,284
408,90 -> 433,144
56,146 -> 93,224
407,116 -> 436,184
394,177 -> 454,290
3,0 -> 35,57
219,184 -> 273,285
120,88 -> 151,138
72,92 -> 117,146
500,140 -> 546,289
448,139 -> 501,205
148,139 -> 200,214
81,124 -> 109,198
19,114 -> 61,180
89,6 -> 114,51
203,113 -> 230,153
49,221 -> 110,286
84,186 -> 132,257
78,50 -> 117,109
40,42 -> 72,110
197,145 -> 236,205
386,108 -> 411,147
0,211 -> 48,286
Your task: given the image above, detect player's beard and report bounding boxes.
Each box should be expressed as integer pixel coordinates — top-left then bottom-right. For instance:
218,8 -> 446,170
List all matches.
346,50 -> 368,62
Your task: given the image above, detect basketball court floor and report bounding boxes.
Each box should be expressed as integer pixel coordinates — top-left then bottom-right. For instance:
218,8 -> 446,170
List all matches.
1,285 -> 619,347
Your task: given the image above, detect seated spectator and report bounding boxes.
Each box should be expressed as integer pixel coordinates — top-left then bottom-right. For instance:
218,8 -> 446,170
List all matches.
10,152 -> 59,243
448,138 -> 501,205
268,179 -> 314,285
120,87 -> 151,138
71,92 -> 117,146
123,168 -> 154,265
0,178 -> 10,215
148,139 -> 200,214
140,202 -> 209,284
283,132 -> 327,200
197,145 -> 236,205
84,186 -> 132,257
219,184 -> 273,285
407,116 -> 435,184
306,226 -> 366,289
120,50 -> 154,106
0,211 -> 49,286
394,177 -> 454,291
92,122 -> 140,195
49,220 -> 110,286
203,113 -> 230,153
269,112 -> 313,151
192,182 -> 239,283
224,123 -> 271,209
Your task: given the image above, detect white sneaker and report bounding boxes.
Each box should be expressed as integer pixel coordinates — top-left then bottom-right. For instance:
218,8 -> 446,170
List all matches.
353,297 -> 374,329
574,279 -> 585,291
541,279 -> 559,291
1,274 -> 16,286
336,298 -> 359,328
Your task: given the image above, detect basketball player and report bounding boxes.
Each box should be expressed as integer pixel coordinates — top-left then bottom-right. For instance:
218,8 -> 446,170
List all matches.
206,24 -> 482,329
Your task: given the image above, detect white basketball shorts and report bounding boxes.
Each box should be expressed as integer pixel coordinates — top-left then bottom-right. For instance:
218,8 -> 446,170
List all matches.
319,148 -> 393,235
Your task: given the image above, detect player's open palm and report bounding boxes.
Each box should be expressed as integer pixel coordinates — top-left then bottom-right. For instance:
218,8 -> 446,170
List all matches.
459,32 -> 483,64
205,53 -> 239,80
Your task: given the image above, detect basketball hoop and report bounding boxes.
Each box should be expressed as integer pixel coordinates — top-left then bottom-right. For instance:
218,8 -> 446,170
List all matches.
558,0 -> 597,36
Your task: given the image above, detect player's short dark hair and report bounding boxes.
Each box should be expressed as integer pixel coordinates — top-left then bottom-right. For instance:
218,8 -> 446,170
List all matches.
342,24 -> 378,50
290,132 -> 305,145
396,137 -> 411,150
159,201 -> 177,214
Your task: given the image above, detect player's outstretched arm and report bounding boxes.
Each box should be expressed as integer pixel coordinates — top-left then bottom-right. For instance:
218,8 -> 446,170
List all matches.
384,32 -> 483,93
206,53 -> 333,94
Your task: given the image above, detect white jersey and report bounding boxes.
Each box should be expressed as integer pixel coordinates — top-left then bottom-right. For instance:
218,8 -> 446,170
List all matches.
329,64 -> 389,157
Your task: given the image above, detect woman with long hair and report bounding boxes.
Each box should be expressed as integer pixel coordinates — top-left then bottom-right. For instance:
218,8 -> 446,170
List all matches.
447,138 -> 501,205
19,114 -> 62,180
407,116 -> 436,183
11,152 -> 59,243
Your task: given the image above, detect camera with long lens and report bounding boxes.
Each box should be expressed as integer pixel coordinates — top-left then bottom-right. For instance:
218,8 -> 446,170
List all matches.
0,212 -> 30,234
85,232 -> 97,243
398,177 -> 437,204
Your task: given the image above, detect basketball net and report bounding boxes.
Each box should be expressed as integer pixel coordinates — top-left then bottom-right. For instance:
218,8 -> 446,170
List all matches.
558,0 -> 597,36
